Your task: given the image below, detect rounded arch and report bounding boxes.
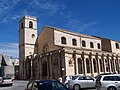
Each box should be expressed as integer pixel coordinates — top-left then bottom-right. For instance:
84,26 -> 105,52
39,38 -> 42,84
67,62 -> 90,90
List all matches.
82,40 -> 86,47
105,59 -> 109,72
110,59 -> 115,72
61,36 -> 66,44
86,58 -> 90,73
93,59 -> 97,73
97,43 -> 101,49
42,61 -> 47,76
29,21 -> 33,28
77,58 -> 83,74
72,38 -> 77,46
90,42 -> 94,48
99,59 -> 104,72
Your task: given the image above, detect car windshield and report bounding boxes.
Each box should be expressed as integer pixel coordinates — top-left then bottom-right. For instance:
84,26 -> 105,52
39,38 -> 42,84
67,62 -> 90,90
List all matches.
3,77 -> 11,80
72,76 -> 79,80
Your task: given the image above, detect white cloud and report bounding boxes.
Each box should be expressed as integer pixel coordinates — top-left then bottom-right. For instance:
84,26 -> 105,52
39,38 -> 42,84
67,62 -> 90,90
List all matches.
0,43 -> 18,58
66,19 -> 99,33
0,0 -> 20,14
0,0 -> 20,23
1,14 -> 21,23
29,0 -> 66,15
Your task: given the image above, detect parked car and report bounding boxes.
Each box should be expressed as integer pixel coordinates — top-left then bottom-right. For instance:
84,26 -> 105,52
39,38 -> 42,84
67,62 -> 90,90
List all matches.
68,76 -> 96,90
1,77 -> 13,86
95,74 -> 120,90
63,75 -> 79,88
25,79 -> 70,90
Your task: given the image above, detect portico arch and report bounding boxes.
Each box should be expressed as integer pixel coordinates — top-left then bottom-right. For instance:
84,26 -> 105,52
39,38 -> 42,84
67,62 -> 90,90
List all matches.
77,58 -> 83,74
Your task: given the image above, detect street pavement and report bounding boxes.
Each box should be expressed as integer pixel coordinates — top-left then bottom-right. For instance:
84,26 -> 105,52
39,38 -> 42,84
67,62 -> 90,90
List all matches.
0,80 -> 97,90
0,80 -> 28,90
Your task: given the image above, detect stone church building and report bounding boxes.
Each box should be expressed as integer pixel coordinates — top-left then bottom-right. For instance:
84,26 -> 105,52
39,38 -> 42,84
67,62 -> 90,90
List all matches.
19,16 -> 120,80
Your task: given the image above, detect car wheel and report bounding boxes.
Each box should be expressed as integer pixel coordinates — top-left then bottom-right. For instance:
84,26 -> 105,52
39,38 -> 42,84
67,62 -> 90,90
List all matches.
73,84 -> 80,90
65,83 -> 69,88
10,83 -> 13,86
107,87 -> 116,90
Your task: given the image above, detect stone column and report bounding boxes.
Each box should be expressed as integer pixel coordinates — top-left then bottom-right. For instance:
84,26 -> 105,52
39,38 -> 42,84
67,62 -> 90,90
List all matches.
84,58 -> 87,75
39,55 -> 42,79
50,53 -> 53,79
112,56 -> 116,72
82,52 -> 85,75
91,58 -> 94,76
96,53 -> 100,74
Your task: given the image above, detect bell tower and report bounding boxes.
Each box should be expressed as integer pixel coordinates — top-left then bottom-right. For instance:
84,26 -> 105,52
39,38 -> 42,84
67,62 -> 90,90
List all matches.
19,16 -> 37,79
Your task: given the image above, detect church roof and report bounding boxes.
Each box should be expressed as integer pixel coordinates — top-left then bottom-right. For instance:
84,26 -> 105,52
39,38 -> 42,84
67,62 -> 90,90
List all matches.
43,25 -> 101,40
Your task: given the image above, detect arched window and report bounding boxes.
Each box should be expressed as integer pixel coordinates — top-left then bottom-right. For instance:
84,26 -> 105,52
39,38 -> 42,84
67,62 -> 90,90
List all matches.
61,37 -> 66,44
115,43 -> 119,49
29,21 -> 33,28
105,59 -> 109,72
90,42 -> 94,48
78,58 -> 83,74
82,40 -> 86,47
72,39 -> 77,46
93,59 -> 97,73
97,43 -> 101,49
110,59 -> 115,72
86,58 -> 90,73
115,59 -> 118,71
42,61 -> 47,76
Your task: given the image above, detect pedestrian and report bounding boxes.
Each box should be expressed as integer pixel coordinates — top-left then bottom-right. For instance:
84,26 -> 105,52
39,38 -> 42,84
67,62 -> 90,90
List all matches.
58,76 -> 62,83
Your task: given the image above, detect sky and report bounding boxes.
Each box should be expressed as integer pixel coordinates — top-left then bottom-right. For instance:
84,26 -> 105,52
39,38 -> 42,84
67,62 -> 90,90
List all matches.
0,0 -> 120,58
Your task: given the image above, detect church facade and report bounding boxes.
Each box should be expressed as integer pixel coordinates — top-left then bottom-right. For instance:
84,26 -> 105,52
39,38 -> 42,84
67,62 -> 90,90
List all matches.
19,16 -> 120,80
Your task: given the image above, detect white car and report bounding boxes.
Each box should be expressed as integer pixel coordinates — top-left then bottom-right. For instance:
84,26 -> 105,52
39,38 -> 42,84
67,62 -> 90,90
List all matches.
68,76 -> 96,90
95,74 -> 120,90
63,75 -> 79,88
1,77 -> 13,86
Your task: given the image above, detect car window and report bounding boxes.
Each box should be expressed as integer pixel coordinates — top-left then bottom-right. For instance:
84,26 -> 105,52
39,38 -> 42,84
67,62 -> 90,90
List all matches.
54,81 -> 68,90
32,82 -> 38,90
103,76 -> 115,81
39,82 -> 52,90
3,77 -> 11,80
72,76 -> 78,80
78,76 -> 84,80
85,76 -> 94,80
115,76 -> 120,81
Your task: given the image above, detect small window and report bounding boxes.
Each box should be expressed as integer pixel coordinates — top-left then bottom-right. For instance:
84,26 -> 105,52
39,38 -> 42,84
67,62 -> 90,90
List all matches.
29,52 -> 32,54
97,43 -> 101,49
72,39 -> 77,46
29,21 -> 33,28
82,40 -> 86,47
61,37 -> 66,44
21,22 -> 23,29
32,34 -> 35,38
90,42 -> 94,48
115,43 -> 119,49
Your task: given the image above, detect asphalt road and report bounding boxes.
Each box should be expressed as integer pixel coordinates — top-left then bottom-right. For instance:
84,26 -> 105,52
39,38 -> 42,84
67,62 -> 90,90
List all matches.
0,80 -> 97,90
0,80 -> 28,90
